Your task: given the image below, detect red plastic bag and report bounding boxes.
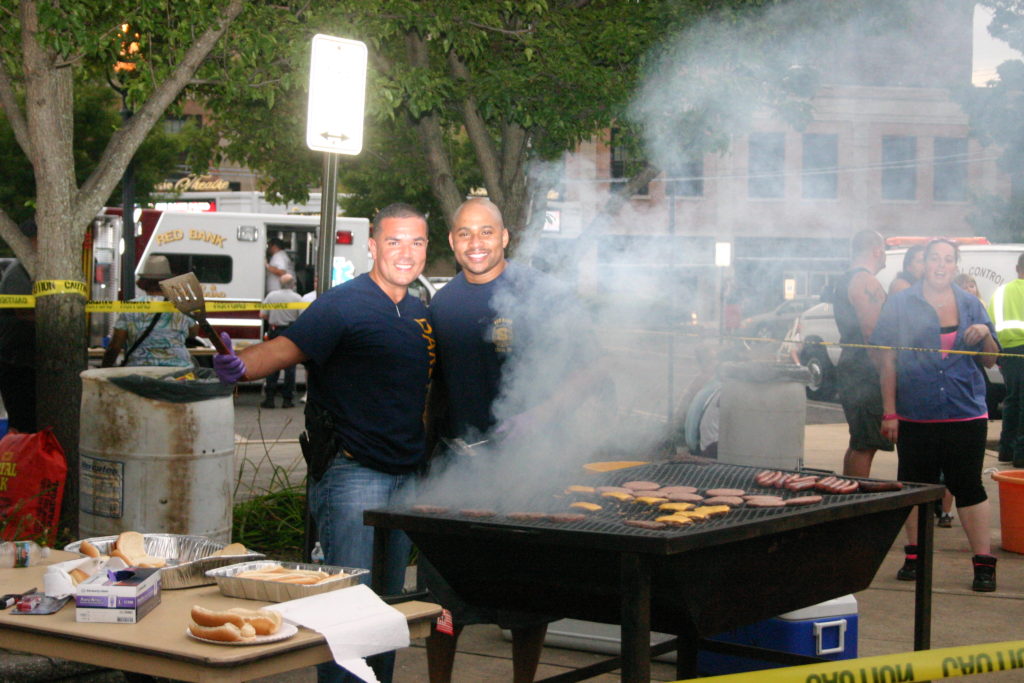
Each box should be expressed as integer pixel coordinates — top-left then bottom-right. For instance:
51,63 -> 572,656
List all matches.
0,429 -> 67,545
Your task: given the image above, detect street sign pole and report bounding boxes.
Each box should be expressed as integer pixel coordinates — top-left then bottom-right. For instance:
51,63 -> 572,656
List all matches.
306,33 -> 368,296
317,153 -> 339,296
304,34 -> 367,557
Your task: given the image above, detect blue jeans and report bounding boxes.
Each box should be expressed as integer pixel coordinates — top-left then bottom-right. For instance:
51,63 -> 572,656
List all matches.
264,327 -> 296,401
309,455 -> 413,683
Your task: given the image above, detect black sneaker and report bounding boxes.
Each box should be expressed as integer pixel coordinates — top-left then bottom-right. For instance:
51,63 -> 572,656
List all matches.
937,513 -> 953,528
972,555 -> 997,592
897,544 -> 918,581
260,398 -> 276,409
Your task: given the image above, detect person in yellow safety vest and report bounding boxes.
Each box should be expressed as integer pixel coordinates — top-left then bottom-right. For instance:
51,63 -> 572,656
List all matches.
988,252 -> 1024,467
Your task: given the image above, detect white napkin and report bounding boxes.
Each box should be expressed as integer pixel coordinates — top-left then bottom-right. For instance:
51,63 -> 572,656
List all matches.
268,584 -> 409,683
43,556 -> 126,597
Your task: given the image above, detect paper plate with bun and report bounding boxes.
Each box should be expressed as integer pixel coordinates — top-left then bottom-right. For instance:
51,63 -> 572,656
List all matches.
187,604 -> 296,645
206,561 -> 368,602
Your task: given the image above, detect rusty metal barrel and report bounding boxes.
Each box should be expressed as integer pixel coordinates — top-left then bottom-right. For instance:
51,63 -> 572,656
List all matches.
78,366 -> 235,543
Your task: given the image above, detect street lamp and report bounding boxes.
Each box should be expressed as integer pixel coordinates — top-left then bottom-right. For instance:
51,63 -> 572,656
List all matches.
111,23 -> 141,300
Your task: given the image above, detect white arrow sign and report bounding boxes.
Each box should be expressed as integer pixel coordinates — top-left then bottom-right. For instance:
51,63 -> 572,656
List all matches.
306,34 -> 367,155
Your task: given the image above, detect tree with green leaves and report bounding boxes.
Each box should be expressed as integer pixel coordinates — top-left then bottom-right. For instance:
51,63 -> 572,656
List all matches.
958,2 -> 1024,242
0,85 -> 191,249
0,0 -> 256,534
196,1 -> 725,240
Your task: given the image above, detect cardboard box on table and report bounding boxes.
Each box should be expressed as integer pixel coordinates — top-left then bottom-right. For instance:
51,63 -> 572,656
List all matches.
75,567 -> 162,624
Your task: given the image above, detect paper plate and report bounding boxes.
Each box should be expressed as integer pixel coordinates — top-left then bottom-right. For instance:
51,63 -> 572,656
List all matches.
186,621 -> 297,646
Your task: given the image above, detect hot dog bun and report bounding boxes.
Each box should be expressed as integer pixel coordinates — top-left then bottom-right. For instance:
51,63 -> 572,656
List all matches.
211,542 -> 248,557
190,605 -> 247,629
190,604 -> 281,636
115,531 -> 145,557
234,564 -> 344,585
111,532 -> 167,568
69,568 -> 90,585
226,607 -> 282,635
188,620 -> 256,642
79,540 -> 101,558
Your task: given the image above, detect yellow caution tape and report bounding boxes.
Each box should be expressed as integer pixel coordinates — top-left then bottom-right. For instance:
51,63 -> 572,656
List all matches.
686,639 -> 1024,683
85,300 -> 179,313
0,299 -> 314,313
0,294 -> 35,308
32,279 -> 87,297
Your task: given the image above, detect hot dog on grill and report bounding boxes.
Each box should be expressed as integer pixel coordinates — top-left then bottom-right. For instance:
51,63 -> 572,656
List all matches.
859,480 -> 904,493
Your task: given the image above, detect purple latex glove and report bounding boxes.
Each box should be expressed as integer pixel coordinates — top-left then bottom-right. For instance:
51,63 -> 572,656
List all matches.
212,332 -> 246,385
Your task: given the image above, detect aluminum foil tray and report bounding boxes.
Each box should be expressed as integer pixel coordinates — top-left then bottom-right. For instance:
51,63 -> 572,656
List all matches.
64,534 -> 265,590
206,561 -> 368,602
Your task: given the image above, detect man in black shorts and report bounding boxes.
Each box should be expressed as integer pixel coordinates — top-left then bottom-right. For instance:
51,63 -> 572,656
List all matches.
834,230 -> 893,476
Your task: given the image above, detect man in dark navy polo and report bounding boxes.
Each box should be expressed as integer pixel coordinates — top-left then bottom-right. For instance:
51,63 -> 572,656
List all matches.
422,197 -> 602,683
214,203 -> 434,683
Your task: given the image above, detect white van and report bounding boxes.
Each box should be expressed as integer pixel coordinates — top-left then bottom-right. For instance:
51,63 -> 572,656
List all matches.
791,243 -> 1024,406
135,211 -> 370,339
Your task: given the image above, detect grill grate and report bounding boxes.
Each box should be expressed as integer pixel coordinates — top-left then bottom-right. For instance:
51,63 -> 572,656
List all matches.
400,461 -> 916,539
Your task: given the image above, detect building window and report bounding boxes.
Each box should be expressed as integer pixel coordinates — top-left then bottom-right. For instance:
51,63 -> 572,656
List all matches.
667,157 -> 704,197
802,133 -> 838,199
933,137 -> 968,202
748,132 -> 785,199
162,114 -> 202,135
882,135 -> 917,200
610,128 -> 648,195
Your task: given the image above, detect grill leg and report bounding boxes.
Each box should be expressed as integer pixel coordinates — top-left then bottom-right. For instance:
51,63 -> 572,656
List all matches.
371,526 -> 387,593
913,500 -> 934,650
675,637 -> 698,680
620,553 -> 651,683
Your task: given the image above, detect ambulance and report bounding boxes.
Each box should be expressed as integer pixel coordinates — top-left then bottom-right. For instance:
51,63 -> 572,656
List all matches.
134,211 -> 370,340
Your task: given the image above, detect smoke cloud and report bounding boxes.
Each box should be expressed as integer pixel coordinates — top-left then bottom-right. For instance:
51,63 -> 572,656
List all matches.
410,0 -> 986,511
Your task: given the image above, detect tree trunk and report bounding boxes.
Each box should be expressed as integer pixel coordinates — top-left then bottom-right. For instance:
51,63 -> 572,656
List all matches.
21,0 -> 85,538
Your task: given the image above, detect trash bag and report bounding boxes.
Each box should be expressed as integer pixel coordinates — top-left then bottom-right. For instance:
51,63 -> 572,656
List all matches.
0,428 -> 66,545
107,367 -> 234,403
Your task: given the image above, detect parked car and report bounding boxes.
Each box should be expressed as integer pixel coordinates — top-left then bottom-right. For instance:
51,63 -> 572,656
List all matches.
736,296 -> 819,348
785,240 -> 1024,409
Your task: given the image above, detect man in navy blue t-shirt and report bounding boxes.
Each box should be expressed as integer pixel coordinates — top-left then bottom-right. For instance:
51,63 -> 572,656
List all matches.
423,198 -> 602,683
214,203 -> 433,683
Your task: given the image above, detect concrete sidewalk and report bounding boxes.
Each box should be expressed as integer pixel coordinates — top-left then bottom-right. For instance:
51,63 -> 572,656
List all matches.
232,408 -> 1024,682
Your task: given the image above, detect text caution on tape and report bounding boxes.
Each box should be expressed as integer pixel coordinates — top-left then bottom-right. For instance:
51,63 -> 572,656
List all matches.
688,640 -> 1024,683
32,280 -> 87,298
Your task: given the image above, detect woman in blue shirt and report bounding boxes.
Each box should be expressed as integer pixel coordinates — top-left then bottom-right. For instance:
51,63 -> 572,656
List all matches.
872,239 -> 1000,592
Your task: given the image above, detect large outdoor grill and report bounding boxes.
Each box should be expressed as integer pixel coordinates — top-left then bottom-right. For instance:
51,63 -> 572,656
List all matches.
367,460 -> 943,682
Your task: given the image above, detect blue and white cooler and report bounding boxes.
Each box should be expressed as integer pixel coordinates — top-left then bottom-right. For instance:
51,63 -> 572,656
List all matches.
519,594 -> 857,675
698,594 -> 858,675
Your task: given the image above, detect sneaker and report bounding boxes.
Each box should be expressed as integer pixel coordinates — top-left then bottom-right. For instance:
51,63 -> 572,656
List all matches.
896,544 -> 918,581
260,398 -> 276,409
300,393 -> 308,404
282,399 -> 295,409
972,555 -> 997,592
937,513 -> 953,528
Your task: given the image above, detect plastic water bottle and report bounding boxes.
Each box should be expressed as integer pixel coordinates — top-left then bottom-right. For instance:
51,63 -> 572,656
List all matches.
0,541 -> 51,568
311,542 -> 324,565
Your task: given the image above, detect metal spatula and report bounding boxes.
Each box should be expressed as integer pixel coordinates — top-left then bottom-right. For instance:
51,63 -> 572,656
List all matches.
158,272 -> 231,354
